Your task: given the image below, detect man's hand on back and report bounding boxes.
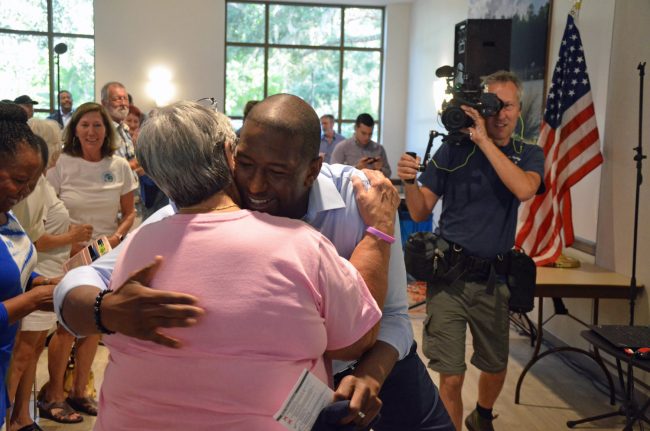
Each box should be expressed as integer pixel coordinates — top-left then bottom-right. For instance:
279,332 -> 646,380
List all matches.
102,256 -> 205,348
351,169 -> 400,235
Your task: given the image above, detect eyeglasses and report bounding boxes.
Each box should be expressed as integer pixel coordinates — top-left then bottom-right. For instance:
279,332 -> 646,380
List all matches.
197,97 -> 219,112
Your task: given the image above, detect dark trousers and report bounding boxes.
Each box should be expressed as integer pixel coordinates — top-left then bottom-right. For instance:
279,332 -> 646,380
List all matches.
334,341 -> 454,431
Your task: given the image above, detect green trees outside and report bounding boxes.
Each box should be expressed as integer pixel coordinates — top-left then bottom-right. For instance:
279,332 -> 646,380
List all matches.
0,0 -> 94,113
226,1 -> 383,133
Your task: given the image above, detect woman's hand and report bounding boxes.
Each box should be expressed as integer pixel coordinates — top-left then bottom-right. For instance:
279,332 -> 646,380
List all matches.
108,234 -> 121,248
68,223 -> 93,243
70,242 -> 86,256
29,284 -> 55,312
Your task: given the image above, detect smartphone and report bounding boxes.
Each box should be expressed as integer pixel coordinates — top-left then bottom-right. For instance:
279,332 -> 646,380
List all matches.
87,243 -> 99,261
96,237 -> 107,255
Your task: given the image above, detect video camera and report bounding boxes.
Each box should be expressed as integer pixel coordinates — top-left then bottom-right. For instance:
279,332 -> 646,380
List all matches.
403,65 -> 505,181
436,65 -> 503,143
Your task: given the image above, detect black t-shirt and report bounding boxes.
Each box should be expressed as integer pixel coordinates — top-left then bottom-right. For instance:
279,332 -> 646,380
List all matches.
419,139 -> 545,259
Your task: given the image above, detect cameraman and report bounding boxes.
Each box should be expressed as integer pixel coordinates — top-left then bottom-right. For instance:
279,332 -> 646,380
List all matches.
397,71 -> 544,431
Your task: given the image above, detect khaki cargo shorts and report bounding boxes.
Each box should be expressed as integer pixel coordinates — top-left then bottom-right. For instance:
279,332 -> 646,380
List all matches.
422,278 -> 510,375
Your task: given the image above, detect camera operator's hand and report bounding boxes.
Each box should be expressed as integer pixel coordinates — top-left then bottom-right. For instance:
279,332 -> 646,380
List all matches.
397,153 -> 421,185
461,105 -> 491,147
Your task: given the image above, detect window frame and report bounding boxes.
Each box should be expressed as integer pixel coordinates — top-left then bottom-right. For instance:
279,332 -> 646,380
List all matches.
224,0 -> 385,140
0,0 -> 95,115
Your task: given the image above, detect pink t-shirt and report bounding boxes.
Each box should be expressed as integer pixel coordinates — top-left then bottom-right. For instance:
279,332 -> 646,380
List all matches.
96,210 -> 381,431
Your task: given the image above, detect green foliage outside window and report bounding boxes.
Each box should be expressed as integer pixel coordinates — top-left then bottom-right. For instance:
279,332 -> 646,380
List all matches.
0,0 -> 94,113
226,1 -> 383,136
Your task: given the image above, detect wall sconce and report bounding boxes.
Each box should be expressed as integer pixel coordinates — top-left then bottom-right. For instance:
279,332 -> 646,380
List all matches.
146,66 -> 175,107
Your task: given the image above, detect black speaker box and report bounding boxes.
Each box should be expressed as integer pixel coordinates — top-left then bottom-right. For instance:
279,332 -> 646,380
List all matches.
454,19 -> 512,81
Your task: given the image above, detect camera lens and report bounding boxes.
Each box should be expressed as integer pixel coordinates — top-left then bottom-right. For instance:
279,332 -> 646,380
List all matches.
441,106 -> 473,131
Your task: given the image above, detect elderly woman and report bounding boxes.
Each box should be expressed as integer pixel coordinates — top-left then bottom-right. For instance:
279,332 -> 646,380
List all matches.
43,102 -> 137,417
0,102 -> 56,430
124,104 -> 143,144
60,101 -> 382,430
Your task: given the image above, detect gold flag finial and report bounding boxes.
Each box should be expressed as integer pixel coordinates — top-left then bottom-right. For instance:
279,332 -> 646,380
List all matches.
570,0 -> 582,17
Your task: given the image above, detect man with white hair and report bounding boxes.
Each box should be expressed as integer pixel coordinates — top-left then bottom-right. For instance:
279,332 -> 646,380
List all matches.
100,82 -> 137,168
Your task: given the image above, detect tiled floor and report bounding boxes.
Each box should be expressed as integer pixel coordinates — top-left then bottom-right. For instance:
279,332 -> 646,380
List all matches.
17,309 -> 632,430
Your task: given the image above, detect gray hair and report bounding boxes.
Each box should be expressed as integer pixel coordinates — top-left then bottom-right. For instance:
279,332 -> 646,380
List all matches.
28,118 -> 62,168
136,101 -> 236,208
482,70 -> 523,104
100,81 -> 126,103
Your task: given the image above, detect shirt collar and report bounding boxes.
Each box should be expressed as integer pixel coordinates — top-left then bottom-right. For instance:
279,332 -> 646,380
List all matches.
355,138 -> 374,148
303,171 -> 346,222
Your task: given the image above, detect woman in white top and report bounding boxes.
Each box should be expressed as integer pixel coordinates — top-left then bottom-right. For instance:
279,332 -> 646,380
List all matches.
47,102 -> 137,249
43,103 -> 137,417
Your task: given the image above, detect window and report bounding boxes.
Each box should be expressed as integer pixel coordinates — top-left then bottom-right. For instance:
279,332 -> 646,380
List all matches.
225,1 -> 384,138
0,0 -> 95,116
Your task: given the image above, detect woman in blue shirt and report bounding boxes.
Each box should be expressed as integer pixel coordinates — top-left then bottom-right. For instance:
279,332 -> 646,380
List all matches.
0,102 -> 56,430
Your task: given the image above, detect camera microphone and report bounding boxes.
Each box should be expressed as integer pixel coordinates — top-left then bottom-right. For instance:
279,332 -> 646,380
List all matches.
435,65 -> 456,78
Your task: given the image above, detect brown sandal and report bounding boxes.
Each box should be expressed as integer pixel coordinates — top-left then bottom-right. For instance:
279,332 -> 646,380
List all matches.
37,399 -> 84,423
66,396 -> 98,416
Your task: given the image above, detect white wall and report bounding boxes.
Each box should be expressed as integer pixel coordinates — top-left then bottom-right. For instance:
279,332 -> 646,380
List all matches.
95,0 -> 412,175
94,0 -> 225,114
404,0 -> 469,157
381,3 -> 412,174
596,0 -> 650,322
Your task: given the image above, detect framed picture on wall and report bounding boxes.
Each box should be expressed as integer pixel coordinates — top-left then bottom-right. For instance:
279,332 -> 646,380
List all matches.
469,0 -> 552,143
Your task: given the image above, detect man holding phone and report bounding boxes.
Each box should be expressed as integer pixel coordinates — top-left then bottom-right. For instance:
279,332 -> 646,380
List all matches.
331,113 -> 391,177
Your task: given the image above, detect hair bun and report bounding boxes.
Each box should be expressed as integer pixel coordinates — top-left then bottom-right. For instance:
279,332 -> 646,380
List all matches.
0,102 -> 29,123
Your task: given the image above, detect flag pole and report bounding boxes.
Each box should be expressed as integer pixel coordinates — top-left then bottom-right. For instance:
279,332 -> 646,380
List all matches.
629,62 -> 646,326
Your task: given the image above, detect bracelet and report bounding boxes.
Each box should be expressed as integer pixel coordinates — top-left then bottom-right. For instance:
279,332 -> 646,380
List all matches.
366,226 -> 396,244
94,289 -> 115,335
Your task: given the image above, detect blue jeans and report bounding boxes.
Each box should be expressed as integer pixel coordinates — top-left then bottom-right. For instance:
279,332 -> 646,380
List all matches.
334,341 -> 454,431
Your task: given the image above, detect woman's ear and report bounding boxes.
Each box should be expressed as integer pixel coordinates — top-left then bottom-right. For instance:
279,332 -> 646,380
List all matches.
225,140 -> 236,172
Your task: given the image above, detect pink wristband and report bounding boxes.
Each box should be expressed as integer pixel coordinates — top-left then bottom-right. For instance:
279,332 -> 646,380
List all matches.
366,226 -> 396,244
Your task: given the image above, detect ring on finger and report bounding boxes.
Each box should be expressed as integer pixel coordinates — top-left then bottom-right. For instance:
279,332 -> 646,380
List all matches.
357,411 -> 366,419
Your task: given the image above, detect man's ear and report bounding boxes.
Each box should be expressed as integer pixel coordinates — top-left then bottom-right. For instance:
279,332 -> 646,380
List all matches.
303,156 -> 322,188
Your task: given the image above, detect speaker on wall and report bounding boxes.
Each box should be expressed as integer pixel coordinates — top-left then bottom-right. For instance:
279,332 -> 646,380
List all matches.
454,19 -> 512,82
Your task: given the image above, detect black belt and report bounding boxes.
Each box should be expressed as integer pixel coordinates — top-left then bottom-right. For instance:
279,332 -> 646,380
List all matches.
441,242 -> 509,294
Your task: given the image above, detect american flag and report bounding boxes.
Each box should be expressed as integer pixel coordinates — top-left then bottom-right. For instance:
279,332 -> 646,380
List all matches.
515,12 -> 603,266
